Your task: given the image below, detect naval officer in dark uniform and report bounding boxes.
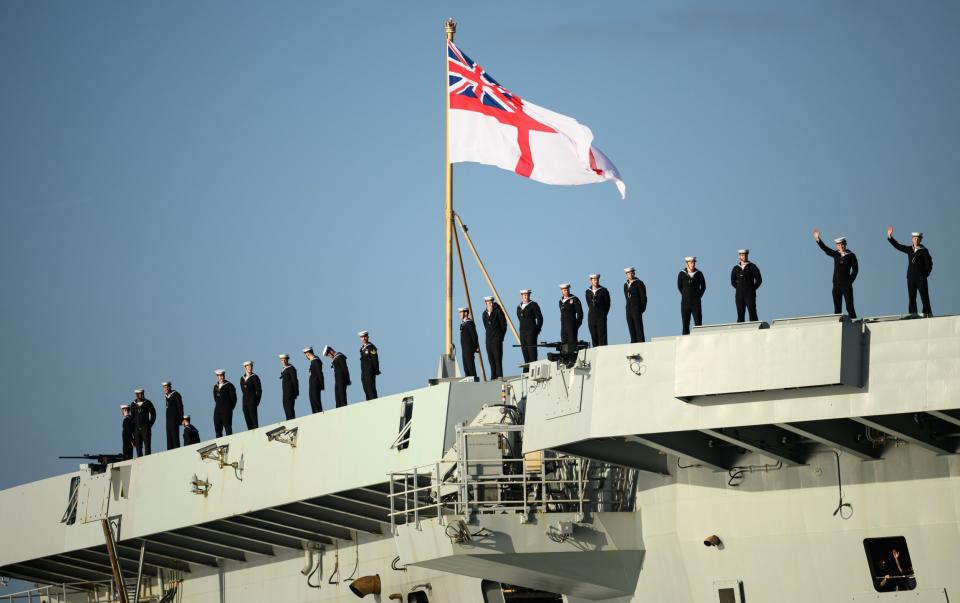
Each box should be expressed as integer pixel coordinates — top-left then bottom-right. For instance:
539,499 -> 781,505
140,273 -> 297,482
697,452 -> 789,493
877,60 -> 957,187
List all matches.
303,347 -> 325,413
212,369 -> 237,437
358,331 -> 380,400
558,283 -> 583,345
585,274 -> 610,347
120,405 -> 135,460
678,256 -> 706,335
482,296 -> 507,379
161,381 -> 184,450
517,289 -> 543,368
730,249 -> 763,322
131,389 -> 156,457
623,267 -> 647,343
324,346 -> 351,408
279,353 -> 299,420
459,307 -> 480,379
240,360 -> 262,429
181,415 -> 201,446
887,227 -> 933,316
813,229 -> 859,318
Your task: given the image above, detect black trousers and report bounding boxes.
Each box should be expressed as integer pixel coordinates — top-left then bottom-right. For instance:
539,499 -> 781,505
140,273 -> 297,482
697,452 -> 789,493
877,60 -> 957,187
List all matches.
735,291 -> 759,323
907,276 -> 932,315
560,320 -> 579,345
213,405 -> 233,437
243,402 -> 259,430
626,308 -> 645,343
309,389 -> 323,413
165,416 -> 181,450
519,330 -> 538,369
134,427 -> 151,456
282,396 -> 296,421
681,298 -> 703,335
335,382 -> 348,408
831,283 -> 857,318
461,350 -> 477,378
588,314 -> 607,347
123,441 -> 133,461
486,337 -> 504,378
362,372 -> 378,400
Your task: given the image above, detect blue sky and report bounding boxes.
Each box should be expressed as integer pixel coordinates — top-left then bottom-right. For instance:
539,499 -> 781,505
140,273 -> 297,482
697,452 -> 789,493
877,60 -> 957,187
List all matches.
1,0 -> 959,513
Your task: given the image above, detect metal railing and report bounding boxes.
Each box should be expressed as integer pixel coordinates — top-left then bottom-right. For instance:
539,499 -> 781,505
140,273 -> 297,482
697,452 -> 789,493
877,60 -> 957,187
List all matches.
1,579 -> 119,603
388,425 -> 594,530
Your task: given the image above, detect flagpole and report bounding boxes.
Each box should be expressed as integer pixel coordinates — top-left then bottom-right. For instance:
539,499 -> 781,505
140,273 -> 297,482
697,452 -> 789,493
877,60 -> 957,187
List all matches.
444,18 -> 457,359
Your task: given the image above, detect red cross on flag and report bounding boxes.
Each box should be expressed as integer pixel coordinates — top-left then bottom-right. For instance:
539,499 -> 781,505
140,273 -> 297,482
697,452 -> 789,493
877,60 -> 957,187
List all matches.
448,40 -> 626,199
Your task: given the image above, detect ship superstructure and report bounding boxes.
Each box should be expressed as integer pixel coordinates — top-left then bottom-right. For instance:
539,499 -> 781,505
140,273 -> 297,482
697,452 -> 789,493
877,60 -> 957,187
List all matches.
2,313 -> 959,602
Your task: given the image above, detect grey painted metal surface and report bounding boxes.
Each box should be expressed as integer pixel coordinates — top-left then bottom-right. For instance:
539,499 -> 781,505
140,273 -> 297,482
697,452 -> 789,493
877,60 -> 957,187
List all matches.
523,314 -> 960,455
0,380 -> 502,571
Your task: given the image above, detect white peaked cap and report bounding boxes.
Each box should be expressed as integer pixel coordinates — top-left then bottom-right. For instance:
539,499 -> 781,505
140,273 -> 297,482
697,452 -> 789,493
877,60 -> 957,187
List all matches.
302,347 -> 313,354
520,289 -> 531,294
911,232 -> 922,237
589,274 -> 600,279
214,369 -> 225,376
183,414 -> 191,421
457,307 -> 468,313
322,345 -> 333,356
738,249 -> 749,254
623,266 -> 635,273
134,389 -> 144,394
559,283 -> 571,289
161,381 -> 171,387
357,330 -> 369,337
685,256 -> 696,262
483,296 -> 494,302
834,237 -> 846,243
120,404 -> 130,409
278,354 -> 289,360
242,361 -> 253,367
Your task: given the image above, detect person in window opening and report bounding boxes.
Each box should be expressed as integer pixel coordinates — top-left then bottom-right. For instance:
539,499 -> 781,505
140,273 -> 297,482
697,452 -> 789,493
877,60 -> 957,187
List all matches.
876,547 -> 916,591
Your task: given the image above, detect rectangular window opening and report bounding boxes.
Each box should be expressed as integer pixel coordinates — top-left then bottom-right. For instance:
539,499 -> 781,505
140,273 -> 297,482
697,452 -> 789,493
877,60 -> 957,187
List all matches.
397,397 -> 414,451
864,536 -> 917,592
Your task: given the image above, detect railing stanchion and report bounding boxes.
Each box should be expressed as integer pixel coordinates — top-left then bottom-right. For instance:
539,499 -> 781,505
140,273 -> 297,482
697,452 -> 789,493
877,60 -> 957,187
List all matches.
389,471 -> 396,534
413,466 -> 419,528
435,461 -> 442,525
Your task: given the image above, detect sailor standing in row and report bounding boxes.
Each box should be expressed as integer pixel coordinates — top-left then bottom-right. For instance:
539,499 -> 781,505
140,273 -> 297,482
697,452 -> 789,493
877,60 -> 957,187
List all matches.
241,361 -> 261,429
482,296 -> 506,379
324,346 -> 351,408
279,354 -> 299,420
181,415 -> 201,446
162,381 -> 184,450
623,267 -> 647,343
678,257 -> 706,335
887,227 -> 933,316
212,369 -> 237,437
730,249 -> 763,323
131,389 -> 156,457
517,289 -> 543,368
459,307 -> 480,378
303,347 -> 325,413
359,331 -> 380,400
120,405 -> 135,460
813,230 -> 859,318
585,274 -> 610,347
558,283 -> 583,344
